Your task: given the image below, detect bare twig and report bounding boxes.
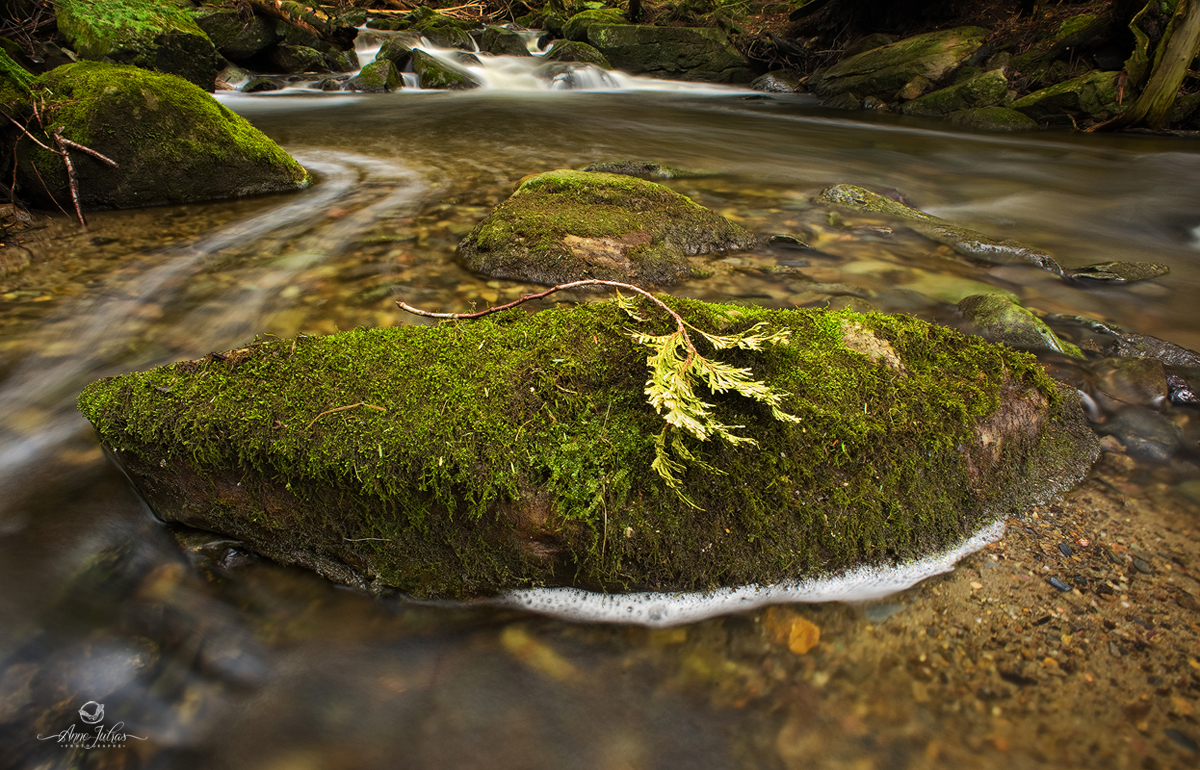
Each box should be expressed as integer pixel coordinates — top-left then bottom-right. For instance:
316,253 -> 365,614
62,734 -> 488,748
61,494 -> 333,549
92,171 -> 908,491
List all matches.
51,128 -> 86,230
54,134 -> 118,167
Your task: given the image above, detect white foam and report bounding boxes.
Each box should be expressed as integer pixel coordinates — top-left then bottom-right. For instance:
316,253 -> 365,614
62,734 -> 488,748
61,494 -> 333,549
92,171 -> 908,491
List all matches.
492,520 -> 1006,627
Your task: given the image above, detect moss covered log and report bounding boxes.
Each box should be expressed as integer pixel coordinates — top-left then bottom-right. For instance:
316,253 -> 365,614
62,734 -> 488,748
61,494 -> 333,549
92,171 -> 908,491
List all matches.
78,298 -> 1098,599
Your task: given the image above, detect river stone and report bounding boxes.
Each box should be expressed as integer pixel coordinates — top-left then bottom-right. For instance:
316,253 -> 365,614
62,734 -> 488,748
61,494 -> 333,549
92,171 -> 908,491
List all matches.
1092,357 -> 1169,409
542,40 -> 611,68
957,294 -> 1084,357
78,296 -> 1099,598
411,49 -> 479,90
325,48 -> 359,72
1103,408 -> 1180,463
479,26 -> 531,57
54,0 -> 222,90
1065,261 -> 1170,284
268,44 -> 329,74
195,9 -> 280,63
581,160 -> 701,179
562,8 -> 627,42
948,107 -> 1038,131
751,69 -> 804,93
12,62 -> 309,210
818,185 -> 1064,275
586,25 -> 752,83
1011,70 -> 1121,123
242,75 -> 281,93
459,169 -> 755,285
376,32 -> 421,69
345,60 -> 401,92
808,27 -> 988,101
900,69 -> 1008,117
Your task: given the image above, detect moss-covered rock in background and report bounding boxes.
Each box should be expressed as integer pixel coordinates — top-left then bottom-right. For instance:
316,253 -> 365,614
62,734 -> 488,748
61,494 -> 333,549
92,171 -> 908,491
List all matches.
375,32 -> 421,69
808,27 -> 987,101
77,297 -> 1098,598
411,49 -> 479,90
54,0 -> 222,89
194,8 -> 280,63
1011,70 -> 1122,124
542,40 -> 611,69
900,69 -> 1008,117
586,24 -> 752,83
344,59 -> 402,92
562,8 -> 627,41
14,62 -> 309,210
957,294 -> 1084,357
459,170 -> 756,285
267,43 -> 328,74
479,26 -> 531,57
948,106 -> 1038,131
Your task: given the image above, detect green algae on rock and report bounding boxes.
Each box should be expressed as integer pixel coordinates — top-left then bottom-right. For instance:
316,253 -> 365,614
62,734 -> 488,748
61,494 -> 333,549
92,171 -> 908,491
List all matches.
957,294 -> 1084,358
54,0 -> 222,89
459,170 -> 756,286
411,49 -> 479,90
817,185 -> 1064,276
13,62 -> 309,210
345,60 -> 402,93
900,69 -> 1009,117
78,297 -> 1098,598
1011,70 -> 1122,124
948,106 -> 1038,131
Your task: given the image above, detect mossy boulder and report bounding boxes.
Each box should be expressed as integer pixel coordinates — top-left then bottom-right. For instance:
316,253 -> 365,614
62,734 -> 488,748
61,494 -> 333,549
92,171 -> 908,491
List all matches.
900,69 -> 1008,117
194,9 -> 280,63
376,32 -> 421,69
948,106 -> 1038,131
411,49 -> 479,90
542,40 -> 611,69
957,294 -> 1083,358
268,44 -> 329,74
1011,70 -> 1121,123
459,169 -> 756,285
586,25 -> 752,83
563,8 -> 627,42
479,26 -> 531,57
808,27 -> 988,101
13,62 -> 309,210
0,46 -> 34,106
818,185 -> 1064,275
345,60 -> 402,92
78,297 -> 1099,598
54,0 -> 222,90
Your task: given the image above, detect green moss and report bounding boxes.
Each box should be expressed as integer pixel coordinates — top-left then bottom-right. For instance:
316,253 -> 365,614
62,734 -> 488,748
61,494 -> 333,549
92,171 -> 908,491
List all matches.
1011,70 -> 1122,122
900,69 -> 1008,117
17,62 -> 308,209
79,298 -> 1097,599
808,27 -> 988,100
411,49 -> 479,90
460,169 -> 756,285
563,8 -> 627,41
0,47 -> 34,106
958,294 -> 1084,357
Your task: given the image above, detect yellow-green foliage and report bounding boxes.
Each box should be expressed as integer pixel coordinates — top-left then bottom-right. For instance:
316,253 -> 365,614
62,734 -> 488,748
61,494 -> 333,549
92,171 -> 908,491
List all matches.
79,298 -> 1093,598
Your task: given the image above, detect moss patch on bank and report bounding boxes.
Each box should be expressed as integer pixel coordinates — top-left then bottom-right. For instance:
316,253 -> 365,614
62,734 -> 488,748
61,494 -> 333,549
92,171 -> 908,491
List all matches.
79,298 -> 1097,599
15,62 -> 308,210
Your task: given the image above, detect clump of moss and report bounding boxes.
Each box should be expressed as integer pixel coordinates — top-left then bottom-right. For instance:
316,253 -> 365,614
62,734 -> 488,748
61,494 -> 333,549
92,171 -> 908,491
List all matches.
15,61 -> 309,210
79,298 -> 1098,599
460,170 -> 758,286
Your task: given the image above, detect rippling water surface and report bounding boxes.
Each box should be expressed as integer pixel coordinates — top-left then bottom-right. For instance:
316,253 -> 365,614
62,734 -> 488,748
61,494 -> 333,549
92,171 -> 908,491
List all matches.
1,87 -> 1198,769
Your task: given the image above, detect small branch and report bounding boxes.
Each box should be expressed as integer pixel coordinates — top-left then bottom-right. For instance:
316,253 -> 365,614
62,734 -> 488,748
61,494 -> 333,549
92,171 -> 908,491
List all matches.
52,128 -> 86,230
307,401 -> 387,429
54,135 -> 118,167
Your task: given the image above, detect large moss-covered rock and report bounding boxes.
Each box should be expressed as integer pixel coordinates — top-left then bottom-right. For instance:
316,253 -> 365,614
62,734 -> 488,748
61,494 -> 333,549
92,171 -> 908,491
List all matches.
0,46 -> 34,106
563,8 -> 627,42
13,62 -> 309,210
1011,70 -> 1121,123
194,8 -> 280,62
79,298 -> 1098,599
268,43 -> 329,74
586,24 -> 752,83
818,185 -> 1064,275
459,170 -> 756,285
808,27 -> 988,101
542,40 -> 611,69
54,0 -> 222,90
948,106 -> 1038,131
344,59 -> 402,92
900,69 -> 1008,117
411,49 -> 479,90
479,26 -> 531,56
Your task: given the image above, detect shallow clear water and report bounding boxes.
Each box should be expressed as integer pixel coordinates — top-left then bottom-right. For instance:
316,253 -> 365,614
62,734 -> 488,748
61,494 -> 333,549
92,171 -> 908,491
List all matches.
1,87 -> 1199,768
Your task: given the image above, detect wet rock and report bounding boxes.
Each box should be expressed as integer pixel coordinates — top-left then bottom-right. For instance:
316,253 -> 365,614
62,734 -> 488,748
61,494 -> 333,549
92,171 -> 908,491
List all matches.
533,61 -> 616,89
807,27 -> 988,101
375,33 -> 421,69
751,70 -> 804,93
1103,408 -> 1181,463
896,74 -> 933,100
242,75 -> 282,93
324,48 -> 359,73
79,297 -> 1098,599
1065,261 -> 1170,284
542,40 -> 612,69
586,25 -> 752,83
581,160 -> 700,179
479,26 -> 531,57
268,44 -> 330,74
957,294 -> 1083,357
818,185 -> 1064,275
1167,371 -> 1199,405
315,76 -> 344,92
1049,576 -> 1071,591
1105,332 -> 1200,368
948,106 -> 1039,131
1092,357 -> 1169,410
195,9 -> 280,63
459,169 -> 755,285
345,60 -> 402,93
12,62 -> 309,210
1012,71 -> 1121,124
562,8 -> 627,42
840,33 -> 898,61
411,50 -> 479,90
900,69 -> 1008,117
215,63 -> 251,91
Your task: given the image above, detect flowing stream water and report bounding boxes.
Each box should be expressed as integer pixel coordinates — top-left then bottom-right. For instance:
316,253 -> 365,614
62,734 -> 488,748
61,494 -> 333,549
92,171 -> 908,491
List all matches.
2,59 -> 1200,769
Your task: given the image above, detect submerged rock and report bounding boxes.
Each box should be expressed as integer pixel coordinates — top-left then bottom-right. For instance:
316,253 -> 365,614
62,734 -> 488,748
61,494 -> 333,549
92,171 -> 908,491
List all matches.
818,185 -> 1064,275
808,27 -> 987,101
585,25 -> 752,83
78,297 -> 1099,598
54,0 -> 222,89
1065,261 -> 1170,284
957,294 -> 1083,357
459,169 -> 756,285
581,160 -> 700,179
13,62 -> 309,210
